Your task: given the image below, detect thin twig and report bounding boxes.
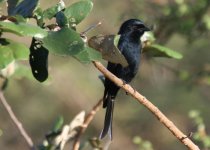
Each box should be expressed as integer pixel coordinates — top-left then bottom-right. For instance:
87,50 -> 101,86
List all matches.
80,21 -> 102,36
0,91 -> 35,150
73,99 -> 103,150
92,61 -> 200,150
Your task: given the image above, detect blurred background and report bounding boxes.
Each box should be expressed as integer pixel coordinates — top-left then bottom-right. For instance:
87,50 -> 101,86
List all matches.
0,0 -> 210,149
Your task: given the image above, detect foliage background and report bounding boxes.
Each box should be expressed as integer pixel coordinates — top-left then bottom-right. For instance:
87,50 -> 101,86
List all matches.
0,0 -> 210,150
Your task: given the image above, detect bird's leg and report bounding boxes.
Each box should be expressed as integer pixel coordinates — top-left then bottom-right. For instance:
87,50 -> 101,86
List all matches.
121,79 -> 127,86
120,79 -> 130,95
120,79 -> 129,95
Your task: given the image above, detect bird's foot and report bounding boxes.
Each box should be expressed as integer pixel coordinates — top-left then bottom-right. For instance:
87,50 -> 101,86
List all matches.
121,79 -> 127,86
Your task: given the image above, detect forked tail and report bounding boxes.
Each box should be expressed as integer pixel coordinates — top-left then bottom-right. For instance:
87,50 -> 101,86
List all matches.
100,95 -> 115,140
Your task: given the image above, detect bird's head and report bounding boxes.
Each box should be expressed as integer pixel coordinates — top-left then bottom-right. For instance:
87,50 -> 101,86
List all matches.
118,19 -> 150,38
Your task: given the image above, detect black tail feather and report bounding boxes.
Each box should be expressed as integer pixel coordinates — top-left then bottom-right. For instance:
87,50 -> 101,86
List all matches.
100,96 -> 115,140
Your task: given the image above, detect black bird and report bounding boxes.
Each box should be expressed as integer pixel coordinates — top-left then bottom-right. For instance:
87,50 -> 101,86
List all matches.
100,19 -> 150,139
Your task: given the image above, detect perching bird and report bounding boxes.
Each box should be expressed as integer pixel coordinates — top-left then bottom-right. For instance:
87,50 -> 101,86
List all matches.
100,19 -> 150,139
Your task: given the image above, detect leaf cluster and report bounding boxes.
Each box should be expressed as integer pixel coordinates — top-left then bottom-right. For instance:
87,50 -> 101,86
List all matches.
0,0 -> 182,83
0,0 -> 101,82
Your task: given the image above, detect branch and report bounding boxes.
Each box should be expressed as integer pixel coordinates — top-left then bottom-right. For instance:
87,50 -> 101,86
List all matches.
0,91 -> 35,150
73,99 -> 103,150
92,61 -> 200,150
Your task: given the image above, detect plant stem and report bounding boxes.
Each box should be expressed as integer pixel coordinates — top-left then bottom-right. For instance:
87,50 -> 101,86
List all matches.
0,91 -> 35,150
73,99 -> 103,150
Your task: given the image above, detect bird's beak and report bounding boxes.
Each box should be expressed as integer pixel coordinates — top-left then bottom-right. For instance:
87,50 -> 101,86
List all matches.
143,26 -> 151,31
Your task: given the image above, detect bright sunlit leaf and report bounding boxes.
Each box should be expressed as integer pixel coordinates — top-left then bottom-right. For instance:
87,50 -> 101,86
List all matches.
0,46 -> 14,69
0,22 -> 47,38
143,44 -> 183,59
0,38 -> 29,69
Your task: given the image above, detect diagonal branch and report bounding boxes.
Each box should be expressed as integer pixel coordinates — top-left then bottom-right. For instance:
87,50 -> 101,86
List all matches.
0,91 -> 35,150
92,61 -> 200,150
73,99 -> 103,150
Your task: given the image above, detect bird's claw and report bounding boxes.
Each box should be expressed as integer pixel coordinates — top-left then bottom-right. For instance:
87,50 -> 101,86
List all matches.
122,79 -> 127,86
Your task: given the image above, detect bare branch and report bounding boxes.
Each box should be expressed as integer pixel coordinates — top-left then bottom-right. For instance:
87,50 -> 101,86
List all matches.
0,91 -> 35,150
92,61 -> 200,150
73,99 -> 103,150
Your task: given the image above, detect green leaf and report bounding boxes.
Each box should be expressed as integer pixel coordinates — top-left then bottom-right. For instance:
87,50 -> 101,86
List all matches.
0,15 -> 26,23
12,15 -> 27,23
33,7 -> 44,27
75,46 -> 101,63
87,47 -> 102,61
64,0 -> 93,25
0,46 -> 14,69
114,34 -> 120,46
43,1 -> 65,19
0,22 -> 47,38
143,44 -> 183,59
0,38 -> 29,69
42,28 -> 84,56
5,39 -> 29,60
52,116 -> 64,132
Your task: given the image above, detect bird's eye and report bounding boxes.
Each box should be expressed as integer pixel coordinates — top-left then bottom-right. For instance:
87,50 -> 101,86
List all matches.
136,24 -> 145,29
131,24 -> 145,30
